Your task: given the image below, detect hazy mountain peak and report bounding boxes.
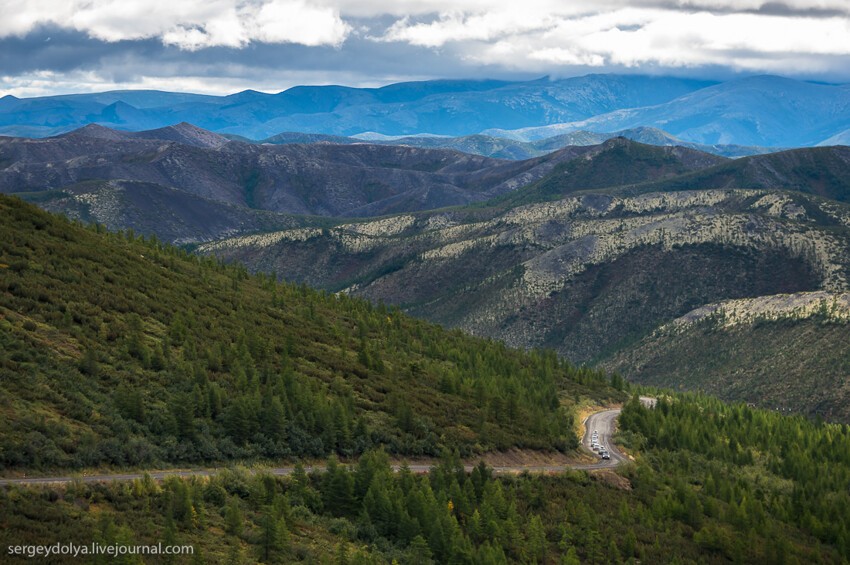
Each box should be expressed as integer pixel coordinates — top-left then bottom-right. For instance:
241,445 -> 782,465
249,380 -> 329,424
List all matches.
226,89 -> 271,100
131,122 -> 230,148
58,123 -> 130,141
600,136 -> 633,148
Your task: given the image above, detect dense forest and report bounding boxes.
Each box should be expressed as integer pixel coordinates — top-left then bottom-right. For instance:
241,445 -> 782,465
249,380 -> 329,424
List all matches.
618,393 -> 850,561
0,195 -> 621,470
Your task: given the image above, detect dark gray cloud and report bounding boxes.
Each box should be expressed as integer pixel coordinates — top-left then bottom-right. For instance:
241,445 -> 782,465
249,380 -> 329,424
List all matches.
0,26 -> 141,75
0,22 -> 543,96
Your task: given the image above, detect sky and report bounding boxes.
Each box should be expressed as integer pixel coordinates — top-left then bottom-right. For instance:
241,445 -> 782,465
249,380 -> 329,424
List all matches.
1,0 -> 849,97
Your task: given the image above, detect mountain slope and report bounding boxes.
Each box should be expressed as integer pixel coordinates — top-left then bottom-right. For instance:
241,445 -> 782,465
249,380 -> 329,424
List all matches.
128,122 -> 230,148
3,75 -> 850,146
629,145 -> 850,203
5,127 -> 729,238
0,194 -> 623,471
603,292 -> 850,421
250,127 -> 774,160
201,188 -> 850,366
495,138 -> 727,207
0,124 -> 533,222
22,179 -> 317,244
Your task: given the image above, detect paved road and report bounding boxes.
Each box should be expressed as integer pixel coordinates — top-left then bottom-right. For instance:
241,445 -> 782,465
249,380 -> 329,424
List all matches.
578,409 -> 627,469
0,403 -> 649,486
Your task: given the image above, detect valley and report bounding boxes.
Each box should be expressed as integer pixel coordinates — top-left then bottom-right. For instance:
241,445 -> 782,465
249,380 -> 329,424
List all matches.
2,136 -> 850,561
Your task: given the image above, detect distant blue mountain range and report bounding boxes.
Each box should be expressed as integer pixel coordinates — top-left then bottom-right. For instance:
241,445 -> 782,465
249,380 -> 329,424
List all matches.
1,74 -> 849,147
485,76 -> 850,148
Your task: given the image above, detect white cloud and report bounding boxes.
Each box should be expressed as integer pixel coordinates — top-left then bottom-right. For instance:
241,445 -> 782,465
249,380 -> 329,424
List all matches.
673,0 -> 850,12
382,9 -> 564,48
378,4 -> 850,75
337,0 -> 603,18
247,0 -> 351,46
2,0 -> 850,86
0,0 -> 351,49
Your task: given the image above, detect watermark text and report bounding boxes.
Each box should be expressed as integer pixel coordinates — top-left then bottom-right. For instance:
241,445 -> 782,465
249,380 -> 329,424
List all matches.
8,542 -> 194,559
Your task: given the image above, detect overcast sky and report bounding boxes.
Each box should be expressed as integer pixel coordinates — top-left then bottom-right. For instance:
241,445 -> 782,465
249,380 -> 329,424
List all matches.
2,0 -> 849,97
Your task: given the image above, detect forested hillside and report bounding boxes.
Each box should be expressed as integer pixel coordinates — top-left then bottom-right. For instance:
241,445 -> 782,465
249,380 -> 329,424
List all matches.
0,195 -> 622,471
626,145 -> 850,203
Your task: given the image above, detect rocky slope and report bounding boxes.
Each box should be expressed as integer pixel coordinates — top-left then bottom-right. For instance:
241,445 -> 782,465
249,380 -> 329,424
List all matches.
29,179 -> 316,244
201,188 -> 850,364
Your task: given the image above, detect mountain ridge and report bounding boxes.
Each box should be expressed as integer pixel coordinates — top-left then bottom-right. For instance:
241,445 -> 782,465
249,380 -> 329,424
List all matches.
603,290 -> 850,420
1,125 -> 731,240
5,120 -> 850,425
241,126 -> 777,160
201,187 -> 850,367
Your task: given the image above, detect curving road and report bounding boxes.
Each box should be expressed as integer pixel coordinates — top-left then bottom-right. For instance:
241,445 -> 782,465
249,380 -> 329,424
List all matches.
576,408 -> 628,470
0,403 -> 649,486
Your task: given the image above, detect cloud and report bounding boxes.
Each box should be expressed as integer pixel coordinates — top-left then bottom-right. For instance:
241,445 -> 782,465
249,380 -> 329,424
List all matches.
382,10 -> 562,48
0,0 -> 351,50
379,4 -> 850,76
670,0 -> 850,17
2,1 -> 850,96
0,28 -> 498,97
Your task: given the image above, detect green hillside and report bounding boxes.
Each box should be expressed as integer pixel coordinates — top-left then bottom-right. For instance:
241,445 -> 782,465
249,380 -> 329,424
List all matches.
626,145 -> 850,202
494,138 -> 725,208
0,195 -> 622,471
